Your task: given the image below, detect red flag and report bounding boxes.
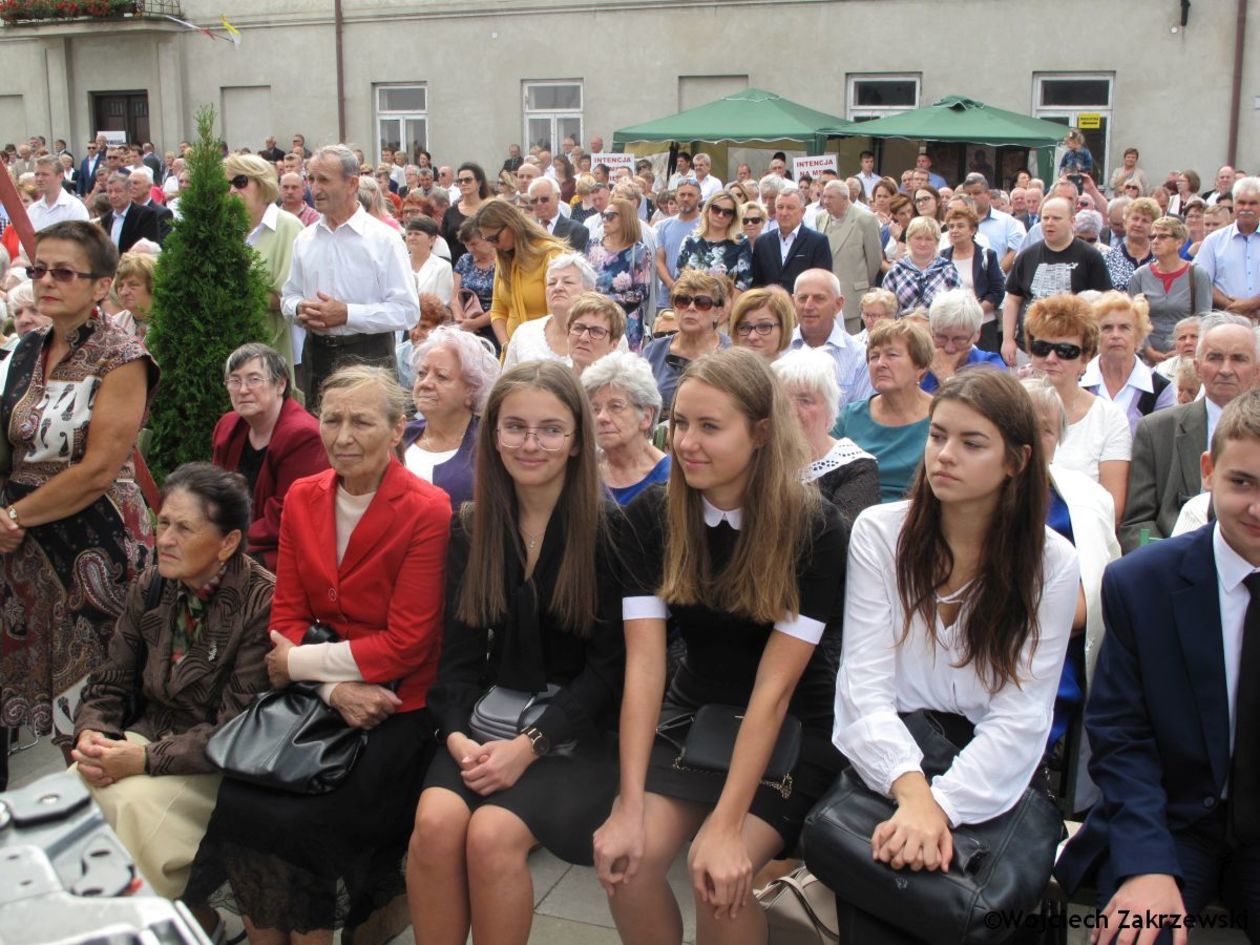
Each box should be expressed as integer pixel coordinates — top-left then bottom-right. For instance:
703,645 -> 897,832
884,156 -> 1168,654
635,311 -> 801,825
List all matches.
0,167 -> 36,262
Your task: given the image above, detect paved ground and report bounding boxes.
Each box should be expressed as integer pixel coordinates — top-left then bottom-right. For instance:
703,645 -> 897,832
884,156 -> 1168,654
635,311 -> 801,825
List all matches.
9,734 -> 1248,944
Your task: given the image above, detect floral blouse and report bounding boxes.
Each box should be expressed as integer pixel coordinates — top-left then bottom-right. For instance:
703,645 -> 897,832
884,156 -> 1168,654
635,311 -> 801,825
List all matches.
453,253 -> 496,311
676,235 -> 753,291
586,240 -> 652,351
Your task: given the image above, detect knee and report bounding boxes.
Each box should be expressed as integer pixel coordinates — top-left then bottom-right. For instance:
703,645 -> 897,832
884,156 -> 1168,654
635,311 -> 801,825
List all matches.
465,812 -> 531,878
409,801 -> 467,866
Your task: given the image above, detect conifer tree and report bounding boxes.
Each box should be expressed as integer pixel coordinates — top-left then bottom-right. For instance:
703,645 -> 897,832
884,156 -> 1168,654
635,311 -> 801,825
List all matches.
145,105 -> 270,480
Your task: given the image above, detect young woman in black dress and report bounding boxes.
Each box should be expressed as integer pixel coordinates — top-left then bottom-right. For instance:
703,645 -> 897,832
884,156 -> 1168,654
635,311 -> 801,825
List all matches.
593,346 -> 850,945
406,361 -> 623,945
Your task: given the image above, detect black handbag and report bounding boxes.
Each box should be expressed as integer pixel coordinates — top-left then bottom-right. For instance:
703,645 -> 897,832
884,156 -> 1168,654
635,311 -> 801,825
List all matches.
657,704 -> 802,800
802,711 -> 1064,945
468,684 -> 576,756
204,624 -> 368,794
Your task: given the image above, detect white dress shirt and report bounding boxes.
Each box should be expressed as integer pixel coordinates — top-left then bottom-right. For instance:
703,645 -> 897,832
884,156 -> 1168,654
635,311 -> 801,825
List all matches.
280,205 -> 419,336
1214,523 -> 1256,756
108,204 -> 129,246
834,501 -> 1080,826
696,174 -> 724,201
246,201 -> 280,247
27,188 -> 89,231
778,224 -> 801,263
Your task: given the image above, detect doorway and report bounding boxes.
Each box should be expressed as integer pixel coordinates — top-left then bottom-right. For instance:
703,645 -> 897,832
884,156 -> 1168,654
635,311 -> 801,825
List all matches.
92,92 -> 150,146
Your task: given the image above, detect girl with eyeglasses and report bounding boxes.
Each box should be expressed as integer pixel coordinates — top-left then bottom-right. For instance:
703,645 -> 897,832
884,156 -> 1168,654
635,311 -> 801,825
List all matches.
640,270 -> 733,413
586,196 -> 652,351
594,346 -> 850,945
676,191 -> 754,299
1024,294 -> 1131,524
408,361 -> 624,945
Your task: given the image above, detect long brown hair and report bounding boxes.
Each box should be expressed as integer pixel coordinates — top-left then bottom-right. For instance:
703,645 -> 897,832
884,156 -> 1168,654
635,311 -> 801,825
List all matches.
895,370 -> 1048,692
660,347 -> 819,623
457,361 -> 603,636
469,199 -> 568,296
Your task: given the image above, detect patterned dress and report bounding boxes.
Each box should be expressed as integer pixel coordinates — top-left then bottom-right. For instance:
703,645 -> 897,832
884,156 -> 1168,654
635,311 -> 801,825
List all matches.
0,314 -> 159,741
675,235 -> 754,291
586,240 -> 652,352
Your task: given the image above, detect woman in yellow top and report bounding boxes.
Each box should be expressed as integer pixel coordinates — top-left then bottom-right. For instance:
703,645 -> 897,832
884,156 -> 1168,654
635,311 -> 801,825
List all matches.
471,199 -> 568,347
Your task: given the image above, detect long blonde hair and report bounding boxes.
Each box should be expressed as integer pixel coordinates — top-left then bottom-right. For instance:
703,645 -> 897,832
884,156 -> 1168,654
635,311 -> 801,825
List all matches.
470,199 -> 568,295
660,347 -> 818,622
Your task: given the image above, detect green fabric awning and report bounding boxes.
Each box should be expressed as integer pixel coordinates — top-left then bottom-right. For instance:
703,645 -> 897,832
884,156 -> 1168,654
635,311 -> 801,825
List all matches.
829,95 -> 1067,149
613,88 -> 856,154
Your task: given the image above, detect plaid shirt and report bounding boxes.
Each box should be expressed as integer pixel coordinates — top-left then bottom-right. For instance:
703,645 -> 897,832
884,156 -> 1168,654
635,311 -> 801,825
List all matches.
882,255 -> 961,314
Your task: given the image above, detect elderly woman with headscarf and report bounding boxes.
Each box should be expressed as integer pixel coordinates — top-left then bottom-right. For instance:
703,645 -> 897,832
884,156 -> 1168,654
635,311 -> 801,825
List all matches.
224,152 -> 305,381
581,350 -> 670,505
403,324 -> 501,507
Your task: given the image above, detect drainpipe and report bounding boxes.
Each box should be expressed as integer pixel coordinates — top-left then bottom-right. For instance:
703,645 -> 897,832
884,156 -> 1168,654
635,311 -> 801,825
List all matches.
335,0 -> 346,143
1227,0 -> 1247,166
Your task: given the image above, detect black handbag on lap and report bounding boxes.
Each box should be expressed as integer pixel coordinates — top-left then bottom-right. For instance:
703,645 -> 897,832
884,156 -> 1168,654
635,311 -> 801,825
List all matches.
802,710 -> 1063,945
205,624 -> 368,794
658,703 -> 802,800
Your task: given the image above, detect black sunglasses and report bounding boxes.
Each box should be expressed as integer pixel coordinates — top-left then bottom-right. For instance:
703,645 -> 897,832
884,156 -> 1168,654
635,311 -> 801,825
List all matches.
743,216 -> 764,225
27,265 -> 96,283
228,174 -> 250,189
1029,339 -> 1083,360
709,205 -> 736,218
672,294 -> 716,312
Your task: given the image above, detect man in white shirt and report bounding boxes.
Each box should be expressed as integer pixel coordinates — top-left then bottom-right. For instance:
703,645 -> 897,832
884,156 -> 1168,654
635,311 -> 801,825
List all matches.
28,155 -> 89,231
962,173 -> 1025,273
855,151 -> 881,199
692,153 -> 723,201
281,144 -> 419,402
787,269 -> 874,410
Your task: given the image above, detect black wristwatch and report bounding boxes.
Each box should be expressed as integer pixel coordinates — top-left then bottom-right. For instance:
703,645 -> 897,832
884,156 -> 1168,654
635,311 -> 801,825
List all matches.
523,726 -> 549,757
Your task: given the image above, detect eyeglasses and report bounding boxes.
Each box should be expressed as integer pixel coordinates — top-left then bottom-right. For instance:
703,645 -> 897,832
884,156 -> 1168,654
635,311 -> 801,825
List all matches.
1029,339 -> 1083,360
481,229 -> 505,245
456,176 -> 476,184
734,321 -> 778,337
709,205 -> 736,218
568,322 -> 610,341
496,422 -> 574,451
26,265 -> 96,283
672,294 -> 716,312
1151,232 -> 1180,240
529,196 -> 554,205
914,195 -> 934,204
228,174 -> 250,189
601,211 -> 619,221
743,216 -> 764,225
226,374 -> 271,391
932,333 -> 973,350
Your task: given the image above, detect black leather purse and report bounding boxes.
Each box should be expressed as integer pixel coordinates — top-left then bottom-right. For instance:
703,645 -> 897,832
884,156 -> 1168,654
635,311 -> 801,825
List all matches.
801,711 -> 1063,945
205,624 -> 368,794
657,704 -> 802,800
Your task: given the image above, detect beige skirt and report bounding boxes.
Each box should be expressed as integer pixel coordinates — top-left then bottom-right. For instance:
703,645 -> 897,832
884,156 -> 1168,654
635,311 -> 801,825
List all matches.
74,732 -> 222,900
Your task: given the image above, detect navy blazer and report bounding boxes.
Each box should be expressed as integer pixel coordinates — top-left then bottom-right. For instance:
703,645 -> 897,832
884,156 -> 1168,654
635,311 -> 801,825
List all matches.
402,415 -> 480,508
1055,526 -> 1230,892
750,226 -> 832,293
940,241 -> 1006,311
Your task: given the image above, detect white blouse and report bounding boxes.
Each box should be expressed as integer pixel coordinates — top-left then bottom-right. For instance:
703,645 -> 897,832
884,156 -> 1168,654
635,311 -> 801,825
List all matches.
1054,396 -> 1131,482
833,501 -> 1080,826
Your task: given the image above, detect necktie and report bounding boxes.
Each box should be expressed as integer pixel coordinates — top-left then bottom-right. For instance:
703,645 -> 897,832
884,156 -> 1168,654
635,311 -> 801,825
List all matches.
1230,572 -> 1260,841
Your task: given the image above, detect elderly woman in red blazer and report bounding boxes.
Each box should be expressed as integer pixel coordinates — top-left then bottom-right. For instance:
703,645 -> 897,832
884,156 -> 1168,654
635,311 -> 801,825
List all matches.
210,343 -> 328,570
186,364 -> 451,944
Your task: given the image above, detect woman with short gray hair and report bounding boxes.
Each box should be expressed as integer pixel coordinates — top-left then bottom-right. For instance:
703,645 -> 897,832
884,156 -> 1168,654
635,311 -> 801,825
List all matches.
581,350 -> 669,505
211,342 -> 328,570
502,252 -> 598,369
773,347 -> 880,521
921,288 -> 1007,393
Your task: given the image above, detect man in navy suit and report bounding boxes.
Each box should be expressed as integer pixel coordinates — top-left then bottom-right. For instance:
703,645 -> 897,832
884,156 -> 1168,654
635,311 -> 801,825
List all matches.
77,135 -> 107,197
1056,388 -> 1260,944
750,187 -> 832,292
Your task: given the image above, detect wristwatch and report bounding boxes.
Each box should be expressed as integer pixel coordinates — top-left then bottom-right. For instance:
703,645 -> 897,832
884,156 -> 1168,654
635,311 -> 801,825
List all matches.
5,505 -> 20,527
523,726 -> 550,757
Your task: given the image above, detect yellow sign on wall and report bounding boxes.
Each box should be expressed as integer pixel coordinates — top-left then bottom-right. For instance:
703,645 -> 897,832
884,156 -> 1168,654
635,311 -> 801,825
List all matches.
1078,113 -> 1101,129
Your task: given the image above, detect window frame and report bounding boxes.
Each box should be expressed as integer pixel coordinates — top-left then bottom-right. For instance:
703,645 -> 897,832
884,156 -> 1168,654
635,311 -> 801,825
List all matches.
522,80 -> 584,152
374,83 -> 429,165
845,73 -> 921,121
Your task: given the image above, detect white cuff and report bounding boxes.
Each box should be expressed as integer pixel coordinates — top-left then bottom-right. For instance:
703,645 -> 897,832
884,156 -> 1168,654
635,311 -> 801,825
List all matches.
286,641 -> 363,683
623,596 -> 669,621
774,613 -> 826,645
318,682 -> 342,705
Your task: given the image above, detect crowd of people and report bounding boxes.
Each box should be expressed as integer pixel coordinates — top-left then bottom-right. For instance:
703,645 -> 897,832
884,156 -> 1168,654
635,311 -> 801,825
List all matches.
1,126 -> 1259,945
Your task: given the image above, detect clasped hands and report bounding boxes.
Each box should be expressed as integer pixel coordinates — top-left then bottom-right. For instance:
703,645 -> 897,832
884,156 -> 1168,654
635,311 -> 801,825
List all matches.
72,730 -> 146,787
446,731 -> 536,796
295,292 -> 349,332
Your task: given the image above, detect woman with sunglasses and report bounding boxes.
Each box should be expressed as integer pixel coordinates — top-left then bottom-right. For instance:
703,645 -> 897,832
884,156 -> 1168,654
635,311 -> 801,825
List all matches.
473,200 -> 570,348
0,221 -> 158,761
586,196 -> 651,351
728,286 -> 795,362
739,201 -> 767,244
641,270 -> 732,412
1025,294 -> 1131,524
594,347 -> 849,945
408,361 -> 623,945
676,190 -> 753,299
442,162 -> 491,264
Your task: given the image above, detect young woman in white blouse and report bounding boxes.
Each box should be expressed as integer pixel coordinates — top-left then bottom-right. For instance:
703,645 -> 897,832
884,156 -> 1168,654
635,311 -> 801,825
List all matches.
832,369 -> 1080,943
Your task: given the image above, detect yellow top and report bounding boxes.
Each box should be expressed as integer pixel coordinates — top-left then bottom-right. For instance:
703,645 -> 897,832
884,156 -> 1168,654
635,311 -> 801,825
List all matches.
489,244 -> 566,340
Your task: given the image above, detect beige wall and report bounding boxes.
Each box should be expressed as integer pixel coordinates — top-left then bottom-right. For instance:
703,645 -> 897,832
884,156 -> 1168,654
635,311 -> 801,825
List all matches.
1,0 -> 1256,187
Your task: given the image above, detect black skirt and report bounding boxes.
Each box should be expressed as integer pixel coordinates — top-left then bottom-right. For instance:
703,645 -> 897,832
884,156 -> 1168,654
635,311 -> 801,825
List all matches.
644,704 -> 845,853
422,737 -> 618,867
185,709 -> 434,933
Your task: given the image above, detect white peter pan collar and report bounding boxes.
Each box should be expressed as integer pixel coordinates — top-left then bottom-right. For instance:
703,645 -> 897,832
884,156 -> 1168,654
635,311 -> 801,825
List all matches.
701,496 -> 743,530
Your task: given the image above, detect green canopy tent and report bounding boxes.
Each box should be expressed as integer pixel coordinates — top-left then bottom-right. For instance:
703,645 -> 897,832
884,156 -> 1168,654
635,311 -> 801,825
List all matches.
825,95 -> 1071,184
613,88 -> 859,180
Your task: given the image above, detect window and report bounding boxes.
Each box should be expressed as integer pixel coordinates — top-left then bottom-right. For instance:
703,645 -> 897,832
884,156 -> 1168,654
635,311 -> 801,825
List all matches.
375,84 -> 428,165
1033,73 -> 1113,182
846,75 -> 920,121
523,81 -> 583,152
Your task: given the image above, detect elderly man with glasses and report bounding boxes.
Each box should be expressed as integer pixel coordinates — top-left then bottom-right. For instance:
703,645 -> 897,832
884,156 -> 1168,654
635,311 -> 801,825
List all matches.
528,177 -> 588,252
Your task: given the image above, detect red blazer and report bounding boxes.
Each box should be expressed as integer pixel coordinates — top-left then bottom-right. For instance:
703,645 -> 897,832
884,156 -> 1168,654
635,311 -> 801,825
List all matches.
271,462 -> 452,712
211,397 -> 329,570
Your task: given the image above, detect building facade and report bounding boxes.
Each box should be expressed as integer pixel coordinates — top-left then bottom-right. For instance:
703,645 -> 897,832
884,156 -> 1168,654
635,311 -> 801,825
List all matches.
2,0 -> 1256,186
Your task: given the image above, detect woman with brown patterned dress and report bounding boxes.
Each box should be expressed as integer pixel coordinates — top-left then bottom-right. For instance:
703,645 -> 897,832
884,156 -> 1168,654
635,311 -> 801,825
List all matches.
0,221 -> 158,767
